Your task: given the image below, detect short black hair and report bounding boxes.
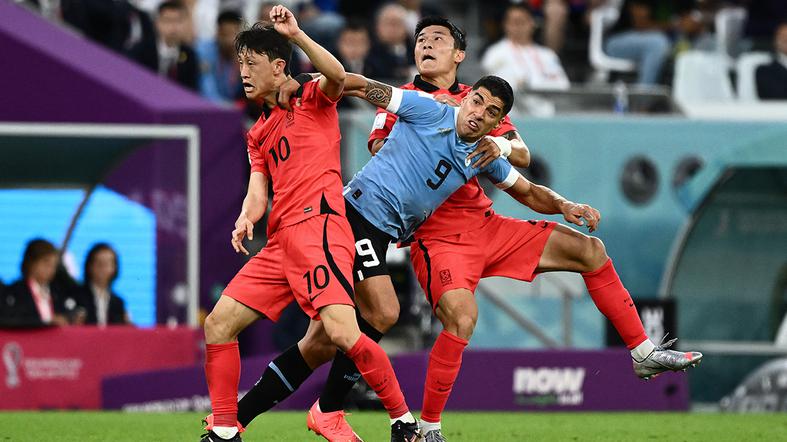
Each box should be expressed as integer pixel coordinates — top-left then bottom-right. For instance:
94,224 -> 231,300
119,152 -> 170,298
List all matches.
217,9 -> 243,26
342,19 -> 369,34
235,22 -> 293,74
471,75 -> 514,116
506,3 -> 534,18
414,16 -> 467,51
84,243 -> 119,284
158,0 -> 186,15
21,238 -> 57,280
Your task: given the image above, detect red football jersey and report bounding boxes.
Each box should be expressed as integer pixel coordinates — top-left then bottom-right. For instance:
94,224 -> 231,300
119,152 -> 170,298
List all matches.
247,79 -> 345,236
367,75 -> 518,238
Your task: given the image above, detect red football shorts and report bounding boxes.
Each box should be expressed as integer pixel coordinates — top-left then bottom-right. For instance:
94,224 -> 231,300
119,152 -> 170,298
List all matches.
411,215 -> 557,309
223,214 -> 355,321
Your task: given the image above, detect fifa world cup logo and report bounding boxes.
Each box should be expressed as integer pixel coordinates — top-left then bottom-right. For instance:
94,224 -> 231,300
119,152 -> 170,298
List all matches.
2,342 -> 23,389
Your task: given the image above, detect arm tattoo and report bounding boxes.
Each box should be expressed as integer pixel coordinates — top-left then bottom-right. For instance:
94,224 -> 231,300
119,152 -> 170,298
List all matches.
364,80 -> 392,107
502,130 -> 521,141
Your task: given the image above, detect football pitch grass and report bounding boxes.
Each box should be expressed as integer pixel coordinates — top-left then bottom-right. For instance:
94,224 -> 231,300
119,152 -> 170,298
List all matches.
2,411 -> 786,441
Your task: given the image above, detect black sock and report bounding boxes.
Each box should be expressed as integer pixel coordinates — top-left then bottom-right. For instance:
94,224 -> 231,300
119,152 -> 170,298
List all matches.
318,316 -> 385,412
237,344 -> 313,427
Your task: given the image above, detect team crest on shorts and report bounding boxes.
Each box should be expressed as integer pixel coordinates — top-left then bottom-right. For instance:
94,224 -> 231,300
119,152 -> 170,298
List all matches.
439,269 -> 453,286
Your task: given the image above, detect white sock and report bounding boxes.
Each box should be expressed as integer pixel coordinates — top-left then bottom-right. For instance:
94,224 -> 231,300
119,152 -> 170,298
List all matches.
631,338 -> 656,362
390,411 -> 416,425
421,419 -> 441,433
212,426 -> 238,440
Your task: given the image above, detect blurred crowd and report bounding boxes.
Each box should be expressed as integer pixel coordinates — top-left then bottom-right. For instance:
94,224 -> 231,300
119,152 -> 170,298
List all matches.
16,0 -> 787,108
0,239 -> 132,328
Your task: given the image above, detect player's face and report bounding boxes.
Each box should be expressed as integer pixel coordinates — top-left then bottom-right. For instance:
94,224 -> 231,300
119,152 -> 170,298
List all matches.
456,87 -> 506,141
414,25 -> 465,78
238,49 -> 278,102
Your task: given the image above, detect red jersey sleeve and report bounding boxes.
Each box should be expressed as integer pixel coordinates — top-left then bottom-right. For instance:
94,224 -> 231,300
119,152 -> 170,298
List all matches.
246,132 -> 268,176
301,79 -> 340,109
489,114 -> 518,137
367,108 -> 399,151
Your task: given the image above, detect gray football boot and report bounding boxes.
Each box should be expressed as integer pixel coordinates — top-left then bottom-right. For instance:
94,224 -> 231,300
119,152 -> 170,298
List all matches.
633,337 -> 703,380
423,429 -> 447,442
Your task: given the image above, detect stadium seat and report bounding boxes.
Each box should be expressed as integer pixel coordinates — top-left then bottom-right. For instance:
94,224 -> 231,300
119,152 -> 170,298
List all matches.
588,4 -> 636,82
736,52 -> 772,101
715,7 -> 748,66
672,50 -> 735,105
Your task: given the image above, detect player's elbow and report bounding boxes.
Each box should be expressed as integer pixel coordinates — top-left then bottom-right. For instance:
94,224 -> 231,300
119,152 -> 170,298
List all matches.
325,65 -> 346,86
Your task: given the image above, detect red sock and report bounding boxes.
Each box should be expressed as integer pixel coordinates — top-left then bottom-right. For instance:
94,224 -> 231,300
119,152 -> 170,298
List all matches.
582,259 -> 648,349
421,331 -> 468,423
205,342 -> 240,427
346,334 -> 409,419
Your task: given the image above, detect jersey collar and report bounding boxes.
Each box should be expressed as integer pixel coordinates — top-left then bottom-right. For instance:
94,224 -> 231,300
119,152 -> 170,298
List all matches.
412,75 -> 462,94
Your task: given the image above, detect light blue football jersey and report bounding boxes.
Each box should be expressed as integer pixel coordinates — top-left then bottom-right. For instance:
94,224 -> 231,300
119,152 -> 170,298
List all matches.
344,89 -> 519,241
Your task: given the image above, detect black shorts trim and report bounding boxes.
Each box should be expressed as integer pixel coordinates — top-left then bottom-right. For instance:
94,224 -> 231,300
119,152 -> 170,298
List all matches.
417,239 -> 433,306
344,200 -> 394,282
321,215 -> 354,300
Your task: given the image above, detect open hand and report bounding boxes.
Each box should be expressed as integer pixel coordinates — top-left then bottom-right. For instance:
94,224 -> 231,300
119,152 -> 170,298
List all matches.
231,216 -> 254,255
561,202 -> 602,232
270,4 -> 301,39
466,135 -> 502,168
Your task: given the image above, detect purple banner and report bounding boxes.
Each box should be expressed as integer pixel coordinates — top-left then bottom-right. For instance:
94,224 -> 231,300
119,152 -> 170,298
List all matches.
102,349 -> 688,411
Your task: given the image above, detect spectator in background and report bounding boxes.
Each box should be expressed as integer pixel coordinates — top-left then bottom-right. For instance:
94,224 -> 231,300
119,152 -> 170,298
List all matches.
298,0 -> 346,49
128,1 -> 200,91
78,243 -> 131,326
336,21 -> 372,75
605,0 -> 672,85
673,8 -> 715,55
397,0 -> 443,37
335,21 -> 372,108
366,3 -> 416,82
197,10 -> 244,104
756,21 -> 787,100
529,0 -> 571,54
481,4 -> 570,92
742,0 -> 787,51
0,239 -> 72,327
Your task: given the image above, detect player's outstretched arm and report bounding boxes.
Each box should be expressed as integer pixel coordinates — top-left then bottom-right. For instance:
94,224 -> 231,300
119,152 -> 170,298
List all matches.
505,176 -> 602,232
269,5 -> 345,99
342,73 -> 397,108
232,172 -> 269,255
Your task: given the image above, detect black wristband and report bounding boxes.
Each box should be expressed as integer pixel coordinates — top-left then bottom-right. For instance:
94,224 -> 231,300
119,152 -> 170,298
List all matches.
293,73 -> 313,86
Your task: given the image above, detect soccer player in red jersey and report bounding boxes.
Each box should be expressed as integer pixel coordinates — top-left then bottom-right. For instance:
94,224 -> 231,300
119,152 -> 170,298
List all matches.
200,6 -> 417,442
236,16 -> 701,442
363,18 -> 701,441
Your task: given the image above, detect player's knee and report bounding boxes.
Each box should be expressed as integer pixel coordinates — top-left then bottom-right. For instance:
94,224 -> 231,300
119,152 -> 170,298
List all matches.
324,325 -> 356,351
453,312 -> 477,340
364,302 -> 399,332
204,311 -> 232,344
298,336 -> 336,366
581,236 -> 608,271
